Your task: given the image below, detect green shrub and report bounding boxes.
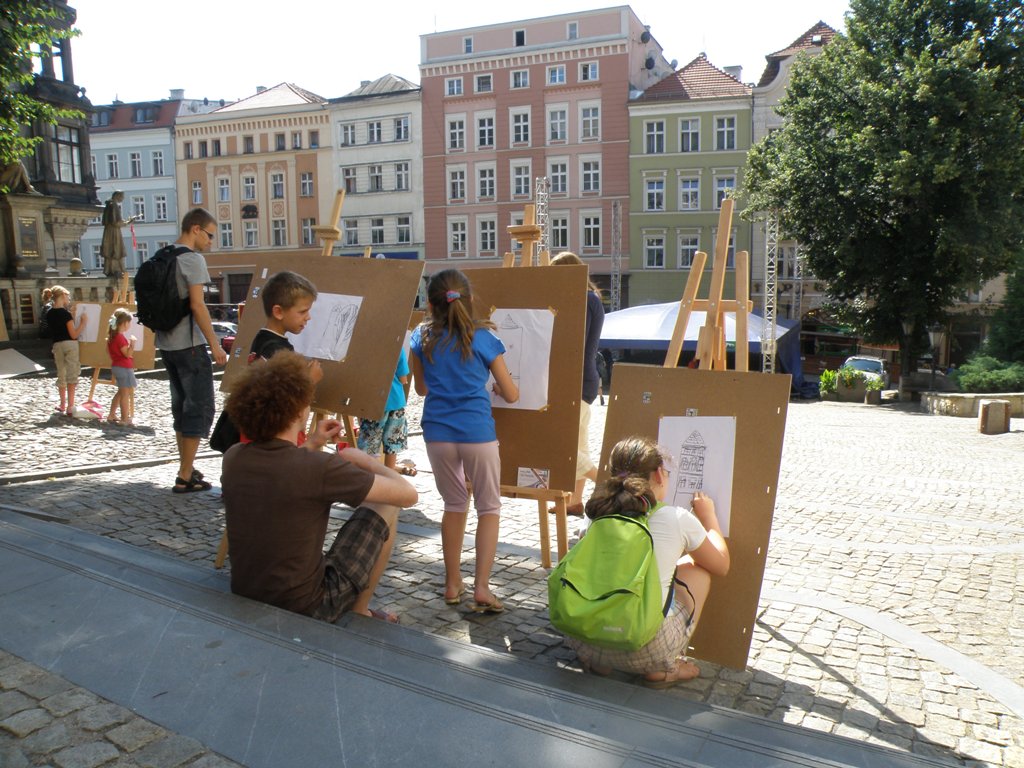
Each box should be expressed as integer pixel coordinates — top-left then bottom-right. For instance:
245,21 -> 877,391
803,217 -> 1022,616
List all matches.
956,355 -> 1024,393
865,377 -> 884,391
837,366 -> 866,388
819,369 -> 838,394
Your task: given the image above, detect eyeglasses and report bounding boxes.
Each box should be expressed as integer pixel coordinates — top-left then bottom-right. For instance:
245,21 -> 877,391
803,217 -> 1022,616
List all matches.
202,229 -> 217,240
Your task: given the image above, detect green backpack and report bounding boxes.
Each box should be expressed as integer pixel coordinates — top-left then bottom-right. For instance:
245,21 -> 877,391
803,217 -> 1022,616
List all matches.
547,505 -> 673,651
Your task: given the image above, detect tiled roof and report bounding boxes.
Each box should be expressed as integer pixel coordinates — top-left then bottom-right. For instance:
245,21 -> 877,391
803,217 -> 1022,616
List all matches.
757,21 -> 838,87
214,83 -> 326,112
634,53 -> 751,102
342,74 -> 419,98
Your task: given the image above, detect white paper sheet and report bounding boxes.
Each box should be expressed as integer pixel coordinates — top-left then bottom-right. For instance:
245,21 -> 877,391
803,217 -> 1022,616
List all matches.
287,292 -> 363,361
74,304 -> 102,343
658,416 -> 737,536
489,307 -> 554,411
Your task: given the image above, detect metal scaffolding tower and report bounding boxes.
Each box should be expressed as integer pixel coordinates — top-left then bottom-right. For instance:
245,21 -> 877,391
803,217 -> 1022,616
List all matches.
534,176 -> 549,265
762,212 -> 779,373
610,200 -> 622,311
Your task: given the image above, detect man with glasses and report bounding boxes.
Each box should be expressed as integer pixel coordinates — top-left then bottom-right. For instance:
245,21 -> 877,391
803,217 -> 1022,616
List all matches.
156,207 -> 229,493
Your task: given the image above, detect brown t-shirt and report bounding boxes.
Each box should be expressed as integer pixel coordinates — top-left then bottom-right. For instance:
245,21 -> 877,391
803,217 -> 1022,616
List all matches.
222,439 -> 375,615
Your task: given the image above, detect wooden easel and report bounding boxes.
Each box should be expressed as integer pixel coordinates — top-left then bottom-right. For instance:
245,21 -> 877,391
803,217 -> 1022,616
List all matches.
84,274 -> 135,420
663,199 -> 752,370
502,207 -> 572,568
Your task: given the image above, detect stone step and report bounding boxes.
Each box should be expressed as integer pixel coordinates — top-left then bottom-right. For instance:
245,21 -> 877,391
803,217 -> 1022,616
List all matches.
0,508 -> 951,768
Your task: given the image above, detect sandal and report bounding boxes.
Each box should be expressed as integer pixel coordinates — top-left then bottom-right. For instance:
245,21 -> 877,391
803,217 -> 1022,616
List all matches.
443,584 -> 466,605
398,464 -> 417,477
368,608 -> 400,624
642,659 -> 700,689
172,475 -> 212,494
472,598 -> 506,614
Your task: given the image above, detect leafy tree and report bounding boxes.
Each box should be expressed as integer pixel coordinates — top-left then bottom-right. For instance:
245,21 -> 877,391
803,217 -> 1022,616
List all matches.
0,0 -> 80,179
743,0 -> 1024,374
986,254 -> 1024,363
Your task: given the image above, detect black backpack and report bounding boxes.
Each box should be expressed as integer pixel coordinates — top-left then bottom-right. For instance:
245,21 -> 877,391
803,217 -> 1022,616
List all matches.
134,245 -> 192,331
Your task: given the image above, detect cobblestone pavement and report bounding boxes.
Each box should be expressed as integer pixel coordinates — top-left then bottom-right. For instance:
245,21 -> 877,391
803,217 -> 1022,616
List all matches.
2,370 -> 1023,767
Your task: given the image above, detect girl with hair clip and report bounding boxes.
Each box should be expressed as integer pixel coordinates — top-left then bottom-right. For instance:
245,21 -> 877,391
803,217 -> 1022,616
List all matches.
410,269 -> 519,613
105,308 -> 137,426
570,435 -> 730,688
46,285 -> 87,417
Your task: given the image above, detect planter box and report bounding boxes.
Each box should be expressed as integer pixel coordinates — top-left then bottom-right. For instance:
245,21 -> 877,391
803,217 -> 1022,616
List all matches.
820,391 -> 838,402
864,390 -> 882,405
837,382 -> 867,403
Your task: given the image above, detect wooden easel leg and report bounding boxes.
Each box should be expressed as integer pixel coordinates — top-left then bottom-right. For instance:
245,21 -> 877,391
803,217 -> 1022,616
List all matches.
554,494 -> 569,562
87,369 -> 100,403
537,499 -> 551,569
214,530 -> 229,569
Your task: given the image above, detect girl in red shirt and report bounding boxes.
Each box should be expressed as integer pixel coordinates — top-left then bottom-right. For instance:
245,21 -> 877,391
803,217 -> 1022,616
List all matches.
106,308 -> 138,426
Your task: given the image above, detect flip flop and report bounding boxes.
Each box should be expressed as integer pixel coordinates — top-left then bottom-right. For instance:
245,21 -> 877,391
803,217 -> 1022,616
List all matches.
472,598 -> 506,614
369,608 -> 400,624
642,660 -> 700,689
443,585 -> 466,605
398,464 -> 418,477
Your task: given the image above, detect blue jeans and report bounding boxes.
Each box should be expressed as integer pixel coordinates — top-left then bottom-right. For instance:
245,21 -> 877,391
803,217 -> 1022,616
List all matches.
162,346 -> 215,438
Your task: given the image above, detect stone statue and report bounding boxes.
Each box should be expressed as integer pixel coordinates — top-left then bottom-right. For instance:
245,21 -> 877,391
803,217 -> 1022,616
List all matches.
101,190 -> 136,277
0,161 -> 41,195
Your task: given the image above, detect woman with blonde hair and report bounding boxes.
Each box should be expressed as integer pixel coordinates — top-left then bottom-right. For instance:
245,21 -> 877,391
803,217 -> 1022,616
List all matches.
45,286 -> 86,417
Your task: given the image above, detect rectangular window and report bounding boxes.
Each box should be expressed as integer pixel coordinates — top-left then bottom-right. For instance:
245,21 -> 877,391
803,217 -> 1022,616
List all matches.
551,216 -> 568,250
446,77 -> 463,96
300,171 -> 314,197
344,218 -> 359,246
477,116 -> 494,148
151,151 -> 164,176
244,220 -> 258,247
191,181 -> 202,205
135,242 -> 148,265
679,177 -> 700,210
292,132 -> 302,150
549,162 -> 567,194
680,119 -> 700,152
183,142 -> 193,160
394,117 -> 409,141
547,65 -> 566,85
309,130 -> 319,148
645,235 -> 666,268
448,119 -> 465,150
106,154 -> 119,178
396,216 -> 411,244
129,152 -> 142,177
583,215 -> 601,248
243,136 -> 254,154
275,133 -> 286,151
514,29 -> 525,47
512,163 -> 531,197
479,219 -> 496,253
475,74 -> 492,93
511,69 -> 529,89
218,177 -> 230,202
199,140 -> 208,158
581,105 -> 600,140
368,164 -> 383,192
211,139 -> 221,156
715,176 -> 736,208
90,153 -> 96,179
154,195 -> 168,221
449,220 -> 467,254
582,159 -> 600,193
242,175 -> 256,200
580,62 -> 598,81
395,162 -> 409,191
220,222 -> 234,249
715,116 -> 736,151
449,169 -> 466,201
678,234 -> 699,268
271,172 -> 285,199
512,111 -> 530,144
367,121 -> 382,143
272,219 -> 287,246
464,36 -> 473,53
645,179 -> 665,211
342,167 -> 357,194
341,124 -> 356,145
477,166 -> 495,200
371,217 -> 385,245
567,21 -> 578,40
130,195 -> 145,221
548,108 -> 567,142
645,121 -> 665,154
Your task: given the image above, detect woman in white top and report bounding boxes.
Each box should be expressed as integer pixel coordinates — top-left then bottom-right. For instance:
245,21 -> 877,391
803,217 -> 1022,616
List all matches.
568,436 -> 730,688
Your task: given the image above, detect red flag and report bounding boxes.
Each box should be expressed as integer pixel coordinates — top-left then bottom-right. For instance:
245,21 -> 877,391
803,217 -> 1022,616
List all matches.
130,221 -> 137,251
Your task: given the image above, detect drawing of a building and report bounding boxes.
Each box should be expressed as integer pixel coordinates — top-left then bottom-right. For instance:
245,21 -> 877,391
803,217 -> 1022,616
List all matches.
675,430 -> 706,494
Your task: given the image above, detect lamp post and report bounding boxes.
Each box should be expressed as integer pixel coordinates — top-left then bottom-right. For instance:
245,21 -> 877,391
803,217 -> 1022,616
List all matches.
927,323 -> 945,391
899,318 -> 915,401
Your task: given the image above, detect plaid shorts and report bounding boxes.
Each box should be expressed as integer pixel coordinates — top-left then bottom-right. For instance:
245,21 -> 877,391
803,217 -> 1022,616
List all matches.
358,408 -> 408,455
567,596 -> 695,674
311,507 -> 390,623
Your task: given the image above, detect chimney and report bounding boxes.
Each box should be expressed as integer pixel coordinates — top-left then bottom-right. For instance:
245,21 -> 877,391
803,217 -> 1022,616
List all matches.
256,85 -> 266,93
724,65 -> 742,81
360,80 -> 370,87
169,88 -> 185,100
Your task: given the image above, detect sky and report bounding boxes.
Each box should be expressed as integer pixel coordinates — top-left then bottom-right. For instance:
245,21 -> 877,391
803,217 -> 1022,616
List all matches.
69,1 -> 851,107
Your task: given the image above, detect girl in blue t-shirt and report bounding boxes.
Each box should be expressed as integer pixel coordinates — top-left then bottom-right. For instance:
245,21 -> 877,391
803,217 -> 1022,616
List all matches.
410,269 -> 518,613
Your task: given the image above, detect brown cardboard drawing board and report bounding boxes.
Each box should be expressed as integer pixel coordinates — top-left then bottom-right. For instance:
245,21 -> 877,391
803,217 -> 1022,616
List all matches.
78,303 -> 156,370
465,265 -> 587,495
600,363 -> 790,670
221,254 -> 423,419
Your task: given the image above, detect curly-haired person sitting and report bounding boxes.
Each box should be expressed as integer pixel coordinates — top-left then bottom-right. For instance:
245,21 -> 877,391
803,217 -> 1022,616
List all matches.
221,352 -> 417,624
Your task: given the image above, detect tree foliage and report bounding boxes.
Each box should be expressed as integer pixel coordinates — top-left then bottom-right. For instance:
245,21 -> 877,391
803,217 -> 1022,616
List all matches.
986,254 -> 1024,363
743,0 -> 1024,368
0,0 -> 80,171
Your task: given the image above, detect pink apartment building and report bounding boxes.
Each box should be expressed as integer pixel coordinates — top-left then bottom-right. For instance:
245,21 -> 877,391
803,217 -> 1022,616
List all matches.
419,6 -> 672,281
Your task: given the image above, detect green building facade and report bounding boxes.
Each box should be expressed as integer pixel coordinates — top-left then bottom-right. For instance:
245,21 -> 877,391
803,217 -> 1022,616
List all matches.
626,55 -> 752,305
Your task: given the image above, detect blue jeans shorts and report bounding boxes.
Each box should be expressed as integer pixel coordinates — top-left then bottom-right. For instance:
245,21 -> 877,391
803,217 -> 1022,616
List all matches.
162,346 -> 215,438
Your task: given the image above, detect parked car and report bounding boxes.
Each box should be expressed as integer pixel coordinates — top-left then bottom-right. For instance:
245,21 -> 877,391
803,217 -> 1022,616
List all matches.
211,321 -> 238,353
842,355 -> 890,389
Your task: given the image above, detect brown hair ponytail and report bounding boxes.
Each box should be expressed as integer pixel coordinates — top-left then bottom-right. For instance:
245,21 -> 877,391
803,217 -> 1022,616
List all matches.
584,435 -> 665,520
